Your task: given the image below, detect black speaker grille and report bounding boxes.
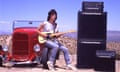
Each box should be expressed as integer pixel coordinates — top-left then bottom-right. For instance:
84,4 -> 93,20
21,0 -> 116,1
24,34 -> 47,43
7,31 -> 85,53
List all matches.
77,11 -> 107,40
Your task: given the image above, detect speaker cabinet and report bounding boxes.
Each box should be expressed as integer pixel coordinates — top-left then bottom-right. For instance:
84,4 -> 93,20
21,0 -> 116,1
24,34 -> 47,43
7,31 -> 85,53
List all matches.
95,50 -> 116,72
77,11 -> 107,40
77,11 -> 107,69
77,41 -> 106,68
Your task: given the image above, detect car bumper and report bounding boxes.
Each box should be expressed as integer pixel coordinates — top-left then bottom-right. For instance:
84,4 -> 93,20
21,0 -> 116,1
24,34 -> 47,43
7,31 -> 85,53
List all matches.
2,60 -> 39,67
12,60 -> 38,65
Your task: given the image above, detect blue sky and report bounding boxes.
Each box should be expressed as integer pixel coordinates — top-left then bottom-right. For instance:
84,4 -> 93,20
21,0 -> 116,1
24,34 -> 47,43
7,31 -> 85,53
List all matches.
0,0 -> 120,33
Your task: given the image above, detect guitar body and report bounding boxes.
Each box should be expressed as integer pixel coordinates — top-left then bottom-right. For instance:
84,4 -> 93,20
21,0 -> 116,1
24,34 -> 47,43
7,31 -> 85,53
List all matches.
38,32 -> 52,44
38,36 -> 46,44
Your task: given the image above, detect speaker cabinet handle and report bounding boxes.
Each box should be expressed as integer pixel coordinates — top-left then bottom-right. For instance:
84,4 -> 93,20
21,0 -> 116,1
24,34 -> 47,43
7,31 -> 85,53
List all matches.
82,12 -> 102,15
80,41 -> 101,44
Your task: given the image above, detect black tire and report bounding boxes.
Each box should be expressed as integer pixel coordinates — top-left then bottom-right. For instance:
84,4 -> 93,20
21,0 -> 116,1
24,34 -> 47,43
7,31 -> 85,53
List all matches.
0,45 -> 2,51
0,45 -> 2,66
0,57 -> 2,66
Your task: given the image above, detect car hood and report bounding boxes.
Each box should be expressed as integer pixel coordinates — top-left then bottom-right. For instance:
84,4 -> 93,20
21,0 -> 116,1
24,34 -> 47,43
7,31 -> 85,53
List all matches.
13,27 -> 37,34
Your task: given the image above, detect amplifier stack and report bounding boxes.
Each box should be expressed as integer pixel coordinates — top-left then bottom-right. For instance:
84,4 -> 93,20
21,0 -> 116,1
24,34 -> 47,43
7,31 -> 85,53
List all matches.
77,1 -> 115,72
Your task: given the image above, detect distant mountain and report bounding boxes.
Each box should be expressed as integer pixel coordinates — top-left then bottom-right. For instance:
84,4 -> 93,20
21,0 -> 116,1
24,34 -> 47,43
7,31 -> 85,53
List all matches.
107,31 -> 120,42
0,30 -> 120,42
64,31 -> 120,42
64,32 -> 77,40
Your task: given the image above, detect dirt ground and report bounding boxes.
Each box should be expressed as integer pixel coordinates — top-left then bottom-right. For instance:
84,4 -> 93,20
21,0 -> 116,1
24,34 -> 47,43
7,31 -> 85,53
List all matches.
0,55 -> 119,72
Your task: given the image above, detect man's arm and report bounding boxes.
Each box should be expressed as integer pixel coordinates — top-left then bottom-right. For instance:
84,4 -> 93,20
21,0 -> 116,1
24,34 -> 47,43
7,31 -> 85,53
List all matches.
50,32 -> 66,38
36,24 -> 47,38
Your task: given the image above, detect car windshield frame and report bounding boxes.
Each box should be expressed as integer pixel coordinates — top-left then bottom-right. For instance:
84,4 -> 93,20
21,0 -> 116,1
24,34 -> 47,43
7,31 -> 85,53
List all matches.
13,20 -> 43,30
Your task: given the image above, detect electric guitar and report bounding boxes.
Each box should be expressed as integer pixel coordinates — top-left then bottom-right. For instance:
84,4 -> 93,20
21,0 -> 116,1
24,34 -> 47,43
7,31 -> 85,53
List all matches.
38,30 -> 76,44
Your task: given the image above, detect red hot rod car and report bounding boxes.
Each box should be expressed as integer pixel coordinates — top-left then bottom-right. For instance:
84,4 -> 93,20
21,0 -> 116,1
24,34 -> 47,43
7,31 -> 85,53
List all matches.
0,20 -> 49,67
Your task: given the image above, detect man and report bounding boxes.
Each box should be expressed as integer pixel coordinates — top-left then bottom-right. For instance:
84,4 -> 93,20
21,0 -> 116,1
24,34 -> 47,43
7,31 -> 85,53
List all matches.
37,9 -> 76,71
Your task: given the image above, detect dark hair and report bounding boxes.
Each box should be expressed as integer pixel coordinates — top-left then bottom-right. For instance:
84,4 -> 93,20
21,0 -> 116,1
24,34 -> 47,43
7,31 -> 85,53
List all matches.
47,9 -> 57,21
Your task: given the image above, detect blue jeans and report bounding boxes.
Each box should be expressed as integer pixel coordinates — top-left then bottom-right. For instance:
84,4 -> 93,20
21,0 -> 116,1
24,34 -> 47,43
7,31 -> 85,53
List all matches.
45,40 -> 71,65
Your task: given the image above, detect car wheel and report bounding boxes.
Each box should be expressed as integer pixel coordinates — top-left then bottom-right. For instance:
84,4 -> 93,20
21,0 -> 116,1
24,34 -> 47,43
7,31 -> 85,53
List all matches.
0,57 -> 2,66
0,45 -> 2,51
0,45 -> 3,66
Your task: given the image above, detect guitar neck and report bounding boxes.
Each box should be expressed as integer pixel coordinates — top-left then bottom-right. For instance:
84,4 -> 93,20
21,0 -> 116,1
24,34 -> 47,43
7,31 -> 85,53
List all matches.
52,31 -> 73,37
60,31 -> 69,35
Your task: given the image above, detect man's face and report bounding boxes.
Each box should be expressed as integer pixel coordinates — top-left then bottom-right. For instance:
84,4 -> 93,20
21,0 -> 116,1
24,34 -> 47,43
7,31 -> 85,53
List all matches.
50,14 -> 57,21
